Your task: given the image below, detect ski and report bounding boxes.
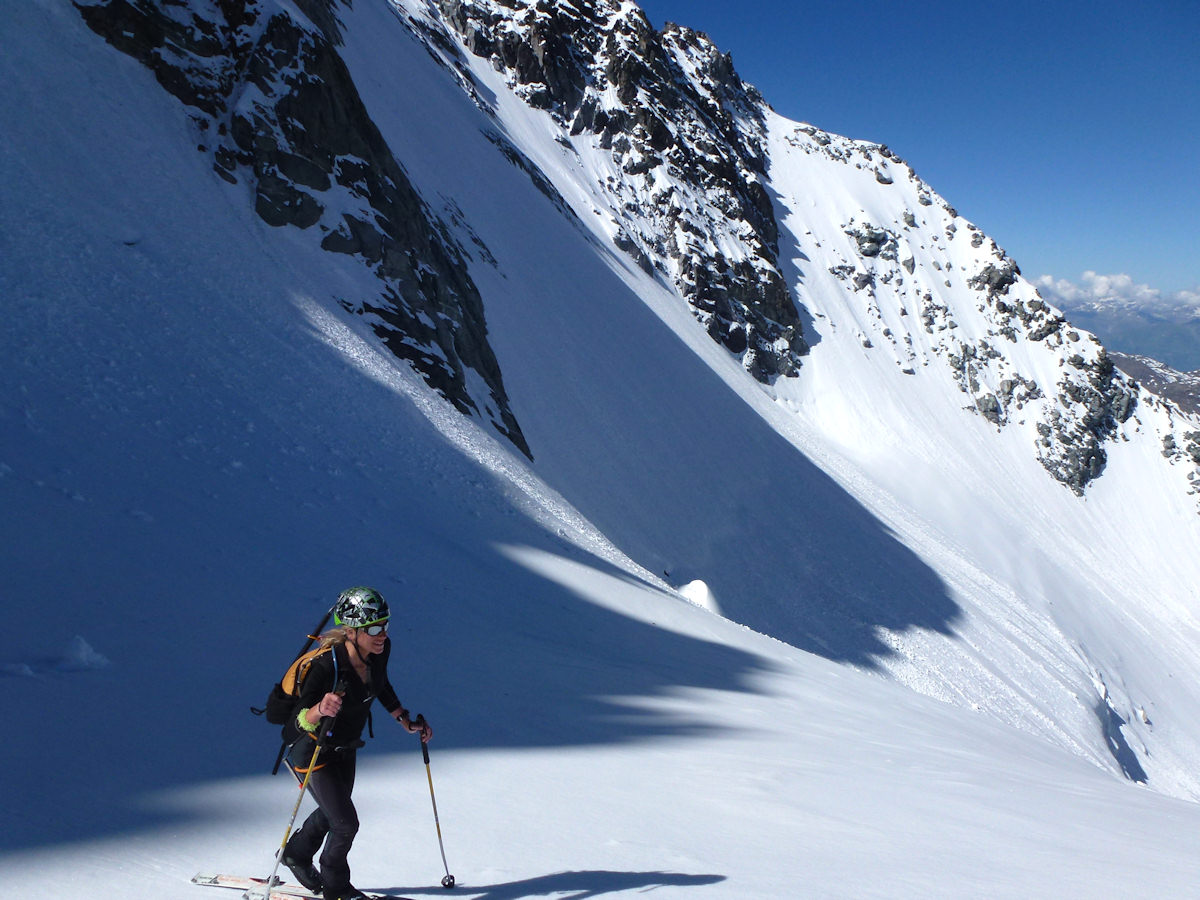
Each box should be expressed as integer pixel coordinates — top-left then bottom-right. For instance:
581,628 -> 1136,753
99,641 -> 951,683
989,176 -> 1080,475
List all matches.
192,873 -> 319,899
192,872 -> 415,900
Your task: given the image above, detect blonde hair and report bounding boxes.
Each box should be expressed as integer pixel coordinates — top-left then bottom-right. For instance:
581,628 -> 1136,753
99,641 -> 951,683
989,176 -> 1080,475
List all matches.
316,627 -> 351,649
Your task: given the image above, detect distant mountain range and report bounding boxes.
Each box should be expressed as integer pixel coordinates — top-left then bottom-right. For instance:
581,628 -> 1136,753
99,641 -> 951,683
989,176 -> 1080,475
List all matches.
1036,274 -> 1200,373
1111,353 -> 1200,416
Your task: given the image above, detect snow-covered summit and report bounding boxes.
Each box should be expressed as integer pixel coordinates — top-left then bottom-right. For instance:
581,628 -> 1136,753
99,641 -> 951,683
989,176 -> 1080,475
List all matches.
73,0 -> 1200,502
412,0 -> 1200,499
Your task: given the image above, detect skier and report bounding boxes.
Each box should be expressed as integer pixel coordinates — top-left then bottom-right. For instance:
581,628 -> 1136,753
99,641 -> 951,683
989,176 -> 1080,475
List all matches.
281,586 -> 433,900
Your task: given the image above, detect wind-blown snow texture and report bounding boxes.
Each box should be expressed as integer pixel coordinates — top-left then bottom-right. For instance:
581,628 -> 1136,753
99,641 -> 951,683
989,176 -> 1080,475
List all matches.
3,1 -> 1200,898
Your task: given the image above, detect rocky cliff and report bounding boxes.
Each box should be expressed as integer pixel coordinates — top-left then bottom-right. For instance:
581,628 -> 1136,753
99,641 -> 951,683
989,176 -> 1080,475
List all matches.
410,0 -> 1172,495
73,0 -> 1199,500
763,115 -> 1173,496
76,0 -> 530,457
427,0 -> 808,382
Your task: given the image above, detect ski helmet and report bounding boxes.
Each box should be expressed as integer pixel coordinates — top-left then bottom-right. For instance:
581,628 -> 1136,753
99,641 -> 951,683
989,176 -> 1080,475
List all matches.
334,586 -> 390,628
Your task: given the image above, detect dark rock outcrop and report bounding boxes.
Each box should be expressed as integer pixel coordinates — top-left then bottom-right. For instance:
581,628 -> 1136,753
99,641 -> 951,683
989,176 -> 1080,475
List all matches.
77,0 -> 530,457
1036,350 -> 1136,493
432,0 -> 807,381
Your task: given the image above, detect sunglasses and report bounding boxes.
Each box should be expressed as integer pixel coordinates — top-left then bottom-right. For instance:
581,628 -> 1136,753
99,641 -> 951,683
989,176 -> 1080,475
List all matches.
361,619 -> 389,636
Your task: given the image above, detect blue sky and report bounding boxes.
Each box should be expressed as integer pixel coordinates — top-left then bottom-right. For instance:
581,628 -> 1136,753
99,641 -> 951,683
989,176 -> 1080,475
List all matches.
636,0 -> 1199,296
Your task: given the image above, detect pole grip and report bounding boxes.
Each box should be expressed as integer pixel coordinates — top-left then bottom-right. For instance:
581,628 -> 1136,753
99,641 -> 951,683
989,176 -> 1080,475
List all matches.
417,714 -> 430,763
319,680 -> 345,744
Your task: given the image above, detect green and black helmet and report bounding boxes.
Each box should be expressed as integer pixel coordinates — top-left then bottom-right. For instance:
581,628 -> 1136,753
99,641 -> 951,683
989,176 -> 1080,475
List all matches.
334,586 -> 390,628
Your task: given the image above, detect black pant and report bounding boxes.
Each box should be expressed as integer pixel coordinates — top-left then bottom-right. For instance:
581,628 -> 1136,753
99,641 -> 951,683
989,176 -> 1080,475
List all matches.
287,748 -> 359,893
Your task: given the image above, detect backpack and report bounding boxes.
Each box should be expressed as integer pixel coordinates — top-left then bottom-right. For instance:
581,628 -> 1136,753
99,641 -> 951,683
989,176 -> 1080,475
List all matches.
250,608 -> 340,774
256,640 -> 348,775
251,609 -> 377,773
252,605 -> 337,726
260,643 -> 335,725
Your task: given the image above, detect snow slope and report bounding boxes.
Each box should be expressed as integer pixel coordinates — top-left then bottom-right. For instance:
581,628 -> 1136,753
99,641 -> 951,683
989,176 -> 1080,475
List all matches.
3,2 -> 1200,898
374,0 -> 1200,794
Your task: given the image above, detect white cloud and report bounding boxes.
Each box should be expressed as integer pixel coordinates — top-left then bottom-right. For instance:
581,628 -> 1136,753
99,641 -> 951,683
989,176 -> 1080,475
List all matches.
1035,271 -> 1200,318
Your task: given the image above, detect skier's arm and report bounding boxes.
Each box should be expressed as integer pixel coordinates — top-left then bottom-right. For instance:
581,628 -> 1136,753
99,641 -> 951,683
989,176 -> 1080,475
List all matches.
381,680 -> 431,740
372,638 -> 404,715
374,640 -> 432,741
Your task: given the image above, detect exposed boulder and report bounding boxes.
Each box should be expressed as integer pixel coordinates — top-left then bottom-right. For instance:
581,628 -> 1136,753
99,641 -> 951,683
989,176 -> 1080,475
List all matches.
969,259 -> 1020,299
845,224 -> 899,261
1036,350 -> 1136,493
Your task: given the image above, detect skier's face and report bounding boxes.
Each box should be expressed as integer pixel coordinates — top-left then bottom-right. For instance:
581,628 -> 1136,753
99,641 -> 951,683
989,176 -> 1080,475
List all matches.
353,624 -> 388,656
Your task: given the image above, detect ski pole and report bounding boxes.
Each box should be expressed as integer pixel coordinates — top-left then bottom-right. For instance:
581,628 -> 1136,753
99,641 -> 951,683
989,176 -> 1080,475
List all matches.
416,715 -> 455,889
254,701 -> 339,900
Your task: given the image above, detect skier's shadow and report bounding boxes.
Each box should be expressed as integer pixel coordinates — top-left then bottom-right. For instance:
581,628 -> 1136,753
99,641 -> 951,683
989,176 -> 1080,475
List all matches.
386,869 -> 725,898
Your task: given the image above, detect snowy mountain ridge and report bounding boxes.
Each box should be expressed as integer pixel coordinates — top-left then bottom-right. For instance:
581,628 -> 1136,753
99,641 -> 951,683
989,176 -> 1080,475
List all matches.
6,1 -> 1200,896
437,0 -> 1197,497
410,0 -> 1200,498
423,0 -> 809,380
74,0 -> 1200,501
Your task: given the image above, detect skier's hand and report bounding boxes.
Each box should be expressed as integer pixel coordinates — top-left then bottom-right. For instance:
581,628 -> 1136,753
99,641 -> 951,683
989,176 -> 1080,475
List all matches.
414,716 -> 433,743
398,710 -> 433,742
316,693 -> 342,718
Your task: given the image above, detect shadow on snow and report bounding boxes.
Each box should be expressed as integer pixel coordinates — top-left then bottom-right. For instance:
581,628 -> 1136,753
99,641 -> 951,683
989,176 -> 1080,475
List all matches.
383,870 -> 726,898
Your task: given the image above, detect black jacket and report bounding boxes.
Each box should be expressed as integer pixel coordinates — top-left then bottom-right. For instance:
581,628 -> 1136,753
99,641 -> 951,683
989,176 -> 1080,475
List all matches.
283,638 -> 402,752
